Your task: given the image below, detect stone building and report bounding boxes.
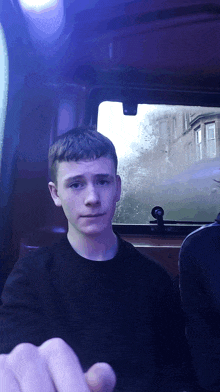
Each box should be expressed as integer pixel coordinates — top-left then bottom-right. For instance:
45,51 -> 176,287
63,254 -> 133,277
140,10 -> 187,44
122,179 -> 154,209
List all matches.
142,106 -> 220,184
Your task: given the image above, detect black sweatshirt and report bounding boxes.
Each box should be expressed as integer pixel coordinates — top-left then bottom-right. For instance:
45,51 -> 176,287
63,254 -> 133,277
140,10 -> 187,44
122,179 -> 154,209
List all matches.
0,235 -> 195,391
179,221 -> 220,392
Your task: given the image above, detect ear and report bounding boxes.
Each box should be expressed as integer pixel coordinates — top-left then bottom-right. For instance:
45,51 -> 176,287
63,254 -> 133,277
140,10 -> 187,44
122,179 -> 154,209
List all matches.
115,175 -> 121,202
48,181 -> 62,207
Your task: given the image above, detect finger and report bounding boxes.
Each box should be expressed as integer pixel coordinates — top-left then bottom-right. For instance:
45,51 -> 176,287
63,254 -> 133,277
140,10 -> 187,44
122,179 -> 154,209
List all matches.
85,363 -> 116,392
0,354 -> 20,392
39,337 -> 90,392
5,343 -> 54,392
0,368 -> 21,392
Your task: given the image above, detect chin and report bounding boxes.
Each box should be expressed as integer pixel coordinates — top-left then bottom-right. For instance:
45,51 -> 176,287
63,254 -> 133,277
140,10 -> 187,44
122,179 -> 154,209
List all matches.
80,223 -> 110,236
81,230 -> 104,237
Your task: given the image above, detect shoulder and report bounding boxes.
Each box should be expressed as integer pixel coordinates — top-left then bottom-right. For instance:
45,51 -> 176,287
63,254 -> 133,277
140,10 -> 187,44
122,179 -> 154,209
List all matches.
1,237 -> 73,303
179,222 -> 220,270
118,240 -> 182,313
181,222 -> 220,253
118,236 -> 173,289
7,237 -> 71,279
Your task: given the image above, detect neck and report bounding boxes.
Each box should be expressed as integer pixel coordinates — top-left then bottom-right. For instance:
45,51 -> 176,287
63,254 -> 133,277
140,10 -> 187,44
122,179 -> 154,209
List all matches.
67,228 -> 118,261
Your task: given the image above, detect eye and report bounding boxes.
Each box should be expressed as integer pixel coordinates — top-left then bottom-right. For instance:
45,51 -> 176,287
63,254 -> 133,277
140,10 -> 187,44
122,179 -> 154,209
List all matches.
98,179 -> 110,186
70,182 -> 83,189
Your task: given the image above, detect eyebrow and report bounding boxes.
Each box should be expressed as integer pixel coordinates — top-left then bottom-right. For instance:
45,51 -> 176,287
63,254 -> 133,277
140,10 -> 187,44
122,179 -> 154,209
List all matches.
64,174 -> 114,185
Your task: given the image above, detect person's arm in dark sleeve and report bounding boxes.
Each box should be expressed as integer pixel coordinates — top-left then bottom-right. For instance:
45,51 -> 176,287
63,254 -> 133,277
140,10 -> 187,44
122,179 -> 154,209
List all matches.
153,269 -> 198,392
179,242 -> 220,392
0,255 -> 53,354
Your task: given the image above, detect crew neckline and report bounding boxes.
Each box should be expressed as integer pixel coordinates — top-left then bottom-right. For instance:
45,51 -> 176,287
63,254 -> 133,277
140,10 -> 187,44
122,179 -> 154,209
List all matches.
59,233 -> 126,265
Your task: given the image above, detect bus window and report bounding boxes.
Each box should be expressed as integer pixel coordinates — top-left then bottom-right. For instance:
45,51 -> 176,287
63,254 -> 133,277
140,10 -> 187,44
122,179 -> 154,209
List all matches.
0,24 -> 8,173
98,102 -> 220,224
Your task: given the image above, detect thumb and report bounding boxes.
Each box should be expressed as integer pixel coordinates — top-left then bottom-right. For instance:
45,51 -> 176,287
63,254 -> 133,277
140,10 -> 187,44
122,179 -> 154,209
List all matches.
85,362 -> 116,392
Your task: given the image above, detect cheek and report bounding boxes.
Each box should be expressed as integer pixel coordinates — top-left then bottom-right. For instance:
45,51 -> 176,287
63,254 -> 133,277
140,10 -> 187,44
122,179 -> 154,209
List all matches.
61,197 -> 76,214
73,198 -> 82,209
104,191 -> 118,211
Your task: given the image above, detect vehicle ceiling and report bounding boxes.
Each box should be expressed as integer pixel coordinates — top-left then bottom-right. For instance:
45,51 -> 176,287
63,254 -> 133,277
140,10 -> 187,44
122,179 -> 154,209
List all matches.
2,0 -> 220,106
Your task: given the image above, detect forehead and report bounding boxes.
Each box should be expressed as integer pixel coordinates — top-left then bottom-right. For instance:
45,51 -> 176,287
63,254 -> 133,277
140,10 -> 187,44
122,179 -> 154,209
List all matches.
56,157 -> 116,183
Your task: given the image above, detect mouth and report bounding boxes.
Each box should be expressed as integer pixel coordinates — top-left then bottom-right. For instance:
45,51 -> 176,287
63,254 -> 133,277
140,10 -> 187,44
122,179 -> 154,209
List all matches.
81,213 -> 105,218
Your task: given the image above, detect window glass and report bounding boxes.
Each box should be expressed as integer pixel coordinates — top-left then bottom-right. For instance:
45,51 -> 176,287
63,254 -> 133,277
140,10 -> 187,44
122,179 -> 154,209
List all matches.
205,122 -> 216,159
195,127 -> 202,161
0,24 -> 8,174
57,100 -> 75,136
98,102 -> 220,224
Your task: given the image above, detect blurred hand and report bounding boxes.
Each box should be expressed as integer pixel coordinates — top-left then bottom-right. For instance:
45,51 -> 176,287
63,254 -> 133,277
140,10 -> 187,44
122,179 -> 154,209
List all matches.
85,362 -> 116,392
0,337 -> 116,391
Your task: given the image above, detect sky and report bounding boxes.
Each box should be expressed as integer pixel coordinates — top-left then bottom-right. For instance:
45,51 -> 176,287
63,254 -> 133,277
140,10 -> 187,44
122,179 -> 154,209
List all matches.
97,102 -> 156,158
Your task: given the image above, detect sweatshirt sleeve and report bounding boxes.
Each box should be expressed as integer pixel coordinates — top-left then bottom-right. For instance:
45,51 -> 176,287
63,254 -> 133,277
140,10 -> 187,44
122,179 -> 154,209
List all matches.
0,254 -> 54,354
179,235 -> 220,392
152,268 -> 198,392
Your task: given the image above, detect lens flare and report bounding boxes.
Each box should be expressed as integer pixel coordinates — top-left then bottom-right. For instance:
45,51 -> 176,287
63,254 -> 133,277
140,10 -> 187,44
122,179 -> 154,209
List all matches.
19,0 -> 58,12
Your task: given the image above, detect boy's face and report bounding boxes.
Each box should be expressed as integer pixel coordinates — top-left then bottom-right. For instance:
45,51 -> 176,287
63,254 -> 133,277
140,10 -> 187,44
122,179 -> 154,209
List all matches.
48,157 -> 121,238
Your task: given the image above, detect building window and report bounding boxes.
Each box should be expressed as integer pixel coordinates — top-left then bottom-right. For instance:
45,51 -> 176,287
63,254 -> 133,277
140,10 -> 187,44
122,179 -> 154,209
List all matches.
172,117 -> 177,138
195,127 -> 202,160
185,142 -> 193,165
205,122 -> 216,158
159,120 -> 167,139
184,113 -> 189,131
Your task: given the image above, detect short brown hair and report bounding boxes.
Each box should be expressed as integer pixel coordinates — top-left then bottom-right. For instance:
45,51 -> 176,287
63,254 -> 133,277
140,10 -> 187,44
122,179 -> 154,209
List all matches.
48,128 -> 118,184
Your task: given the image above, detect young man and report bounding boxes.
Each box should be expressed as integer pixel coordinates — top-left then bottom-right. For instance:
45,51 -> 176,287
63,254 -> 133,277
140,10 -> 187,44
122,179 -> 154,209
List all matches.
0,128 -> 196,391
179,213 -> 220,392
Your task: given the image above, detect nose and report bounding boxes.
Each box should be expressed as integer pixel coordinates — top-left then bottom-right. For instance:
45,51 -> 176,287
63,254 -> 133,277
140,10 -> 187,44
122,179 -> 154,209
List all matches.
84,185 -> 101,206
